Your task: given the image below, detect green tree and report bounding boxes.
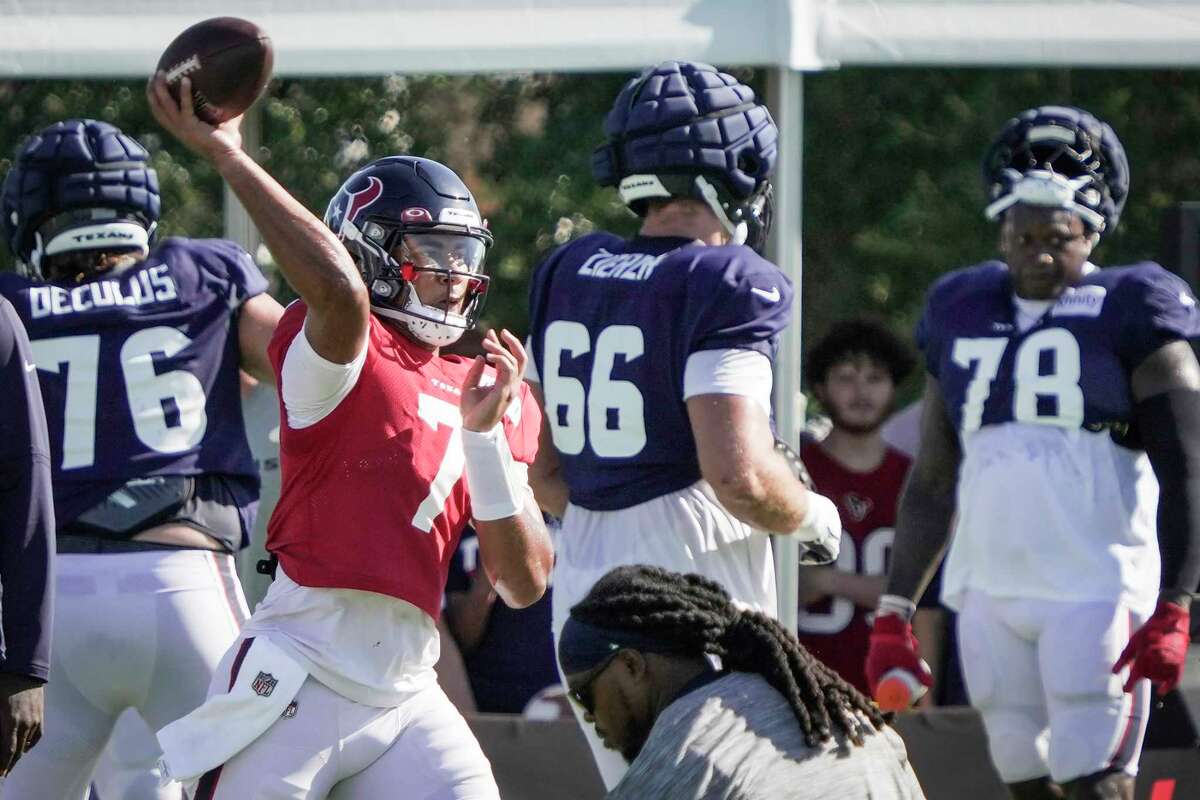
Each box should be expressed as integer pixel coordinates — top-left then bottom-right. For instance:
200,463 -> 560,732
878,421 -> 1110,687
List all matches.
5,67 -> 1200,387
802,67 -> 1200,401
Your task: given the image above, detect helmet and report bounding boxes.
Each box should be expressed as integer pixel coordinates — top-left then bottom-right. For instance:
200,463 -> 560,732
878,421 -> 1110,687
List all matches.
982,105 -> 1129,234
325,156 -> 492,347
2,118 -> 160,280
592,60 -> 778,251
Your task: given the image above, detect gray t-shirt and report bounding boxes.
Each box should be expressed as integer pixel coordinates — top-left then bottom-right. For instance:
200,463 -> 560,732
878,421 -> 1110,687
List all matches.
607,672 -> 927,800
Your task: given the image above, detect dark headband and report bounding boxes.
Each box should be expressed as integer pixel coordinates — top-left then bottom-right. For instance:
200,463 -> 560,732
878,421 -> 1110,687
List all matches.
558,617 -> 695,675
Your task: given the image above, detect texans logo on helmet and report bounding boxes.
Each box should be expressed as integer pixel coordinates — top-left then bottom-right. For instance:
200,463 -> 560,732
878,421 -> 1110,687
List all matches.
330,176 -> 384,233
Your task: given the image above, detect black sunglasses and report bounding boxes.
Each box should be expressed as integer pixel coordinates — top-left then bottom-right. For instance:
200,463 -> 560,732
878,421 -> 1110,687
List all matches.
568,649 -> 623,715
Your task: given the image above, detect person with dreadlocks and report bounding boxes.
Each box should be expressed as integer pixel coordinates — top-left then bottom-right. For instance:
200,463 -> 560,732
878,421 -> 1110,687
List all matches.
560,565 -> 927,799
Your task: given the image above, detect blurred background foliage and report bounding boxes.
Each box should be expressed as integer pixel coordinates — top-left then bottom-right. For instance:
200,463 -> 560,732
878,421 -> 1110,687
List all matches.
3,67 -> 1200,403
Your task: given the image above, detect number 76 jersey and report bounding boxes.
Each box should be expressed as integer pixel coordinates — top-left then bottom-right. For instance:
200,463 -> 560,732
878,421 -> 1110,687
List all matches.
920,259 -> 1200,610
0,238 -> 267,530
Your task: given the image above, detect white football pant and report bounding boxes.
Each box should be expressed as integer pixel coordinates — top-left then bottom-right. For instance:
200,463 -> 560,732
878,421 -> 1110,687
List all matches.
2,551 -> 247,799
957,590 -> 1152,784
192,637 -> 499,800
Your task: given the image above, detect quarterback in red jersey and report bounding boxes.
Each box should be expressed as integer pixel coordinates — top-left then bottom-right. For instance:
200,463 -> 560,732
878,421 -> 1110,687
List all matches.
796,319 -> 944,697
147,76 -> 552,799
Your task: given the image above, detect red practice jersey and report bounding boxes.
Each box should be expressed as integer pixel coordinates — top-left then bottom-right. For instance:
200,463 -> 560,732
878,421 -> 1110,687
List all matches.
795,442 -> 911,694
266,303 -> 541,619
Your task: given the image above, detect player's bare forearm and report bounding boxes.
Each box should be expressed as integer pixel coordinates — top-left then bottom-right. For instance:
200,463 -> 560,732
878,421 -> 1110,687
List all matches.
444,579 -> 497,654
689,394 -> 808,533
237,293 -> 285,384
530,471 -> 568,518
527,382 -> 570,517
212,148 -> 368,362
824,571 -> 888,609
474,501 -> 553,609
912,608 -> 945,707
726,454 -> 812,533
148,74 -> 367,363
885,376 -> 960,603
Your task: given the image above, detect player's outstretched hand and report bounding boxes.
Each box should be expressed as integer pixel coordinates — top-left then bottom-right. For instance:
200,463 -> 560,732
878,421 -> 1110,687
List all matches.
461,329 -> 525,433
0,673 -> 43,776
1113,599 -> 1191,695
147,73 -> 243,162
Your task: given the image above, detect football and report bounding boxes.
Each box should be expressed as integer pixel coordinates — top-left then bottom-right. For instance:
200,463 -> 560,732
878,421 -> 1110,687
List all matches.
156,17 -> 273,124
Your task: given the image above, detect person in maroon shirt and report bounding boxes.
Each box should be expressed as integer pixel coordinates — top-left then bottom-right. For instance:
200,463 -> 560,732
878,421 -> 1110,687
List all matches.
796,318 -> 944,700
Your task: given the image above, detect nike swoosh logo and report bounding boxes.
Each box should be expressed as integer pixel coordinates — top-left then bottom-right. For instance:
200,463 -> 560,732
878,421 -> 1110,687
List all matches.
24,361 -> 37,373
750,286 -> 781,303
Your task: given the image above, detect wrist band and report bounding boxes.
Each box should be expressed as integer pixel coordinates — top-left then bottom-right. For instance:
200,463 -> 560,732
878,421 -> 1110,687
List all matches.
462,425 -> 527,521
877,593 -> 917,622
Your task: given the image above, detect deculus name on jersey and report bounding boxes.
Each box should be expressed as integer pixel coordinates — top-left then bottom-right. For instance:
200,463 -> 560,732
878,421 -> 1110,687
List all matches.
29,265 -> 179,318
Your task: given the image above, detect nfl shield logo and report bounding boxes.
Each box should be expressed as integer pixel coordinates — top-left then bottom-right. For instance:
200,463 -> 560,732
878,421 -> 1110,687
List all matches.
251,671 -> 278,697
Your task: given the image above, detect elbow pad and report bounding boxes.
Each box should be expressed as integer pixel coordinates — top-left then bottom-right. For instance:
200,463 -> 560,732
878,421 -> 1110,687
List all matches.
1134,389 -> 1200,594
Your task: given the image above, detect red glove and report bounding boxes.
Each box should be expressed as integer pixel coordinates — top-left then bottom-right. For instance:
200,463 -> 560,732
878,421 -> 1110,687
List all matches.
865,613 -> 934,698
1113,600 -> 1191,695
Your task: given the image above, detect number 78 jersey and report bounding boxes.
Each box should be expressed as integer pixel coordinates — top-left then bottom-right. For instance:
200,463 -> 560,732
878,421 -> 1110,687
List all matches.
920,260 -> 1200,609
922,260 -> 1200,435
527,232 -> 792,511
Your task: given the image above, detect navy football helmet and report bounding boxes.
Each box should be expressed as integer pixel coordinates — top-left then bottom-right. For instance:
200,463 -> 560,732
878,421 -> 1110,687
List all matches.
2,119 -> 160,281
325,156 -> 492,347
592,61 -> 778,252
982,105 -> 1129,234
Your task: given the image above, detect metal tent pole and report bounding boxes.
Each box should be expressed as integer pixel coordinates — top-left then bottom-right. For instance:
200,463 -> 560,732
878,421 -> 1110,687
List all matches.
766,66 -> 804,633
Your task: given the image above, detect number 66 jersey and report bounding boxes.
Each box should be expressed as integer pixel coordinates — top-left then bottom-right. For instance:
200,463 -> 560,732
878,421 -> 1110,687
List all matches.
526,232 -> 792,510
920,260 -> 1200,612
0,238 -> 267,540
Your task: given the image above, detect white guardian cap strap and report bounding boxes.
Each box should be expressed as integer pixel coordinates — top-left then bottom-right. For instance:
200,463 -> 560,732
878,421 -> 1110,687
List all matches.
984,169 -> 1105,231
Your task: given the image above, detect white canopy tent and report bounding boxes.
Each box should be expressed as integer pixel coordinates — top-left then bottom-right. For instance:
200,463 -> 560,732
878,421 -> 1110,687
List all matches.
4,0 -> 1196,629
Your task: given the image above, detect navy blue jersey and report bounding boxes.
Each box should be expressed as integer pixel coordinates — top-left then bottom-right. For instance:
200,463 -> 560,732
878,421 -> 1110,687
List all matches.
0,238 -> 267,540
0,297 -> 54,681
919,260 -> 1200,434
527,233 -> 792,510
444,526 -> 558,714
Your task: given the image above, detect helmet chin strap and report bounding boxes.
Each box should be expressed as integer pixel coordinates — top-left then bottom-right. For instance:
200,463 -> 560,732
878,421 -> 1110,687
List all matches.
694,176 -> 748,245
369,280 -> 469,347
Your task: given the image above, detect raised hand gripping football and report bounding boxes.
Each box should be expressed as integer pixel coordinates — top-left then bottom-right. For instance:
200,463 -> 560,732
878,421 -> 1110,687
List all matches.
461,329 -> 526,433
1113,599 -> 1191,695
147,73 -> 244,162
